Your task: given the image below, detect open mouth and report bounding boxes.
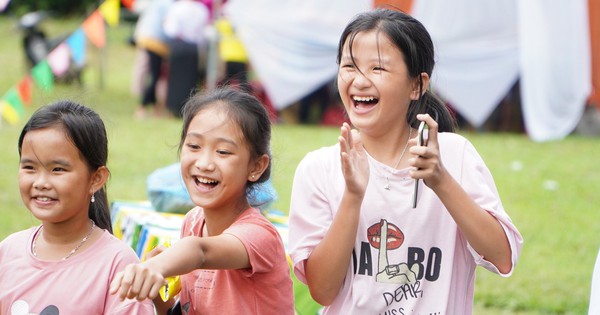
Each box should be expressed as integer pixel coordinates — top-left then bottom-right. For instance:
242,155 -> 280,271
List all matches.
194,176 -> 219,189
352,95 -> 379,108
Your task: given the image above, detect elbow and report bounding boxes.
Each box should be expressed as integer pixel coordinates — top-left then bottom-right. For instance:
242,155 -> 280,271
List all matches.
305,275 -> 338,306
308,287 -> 336,306
496,259 -> 513,275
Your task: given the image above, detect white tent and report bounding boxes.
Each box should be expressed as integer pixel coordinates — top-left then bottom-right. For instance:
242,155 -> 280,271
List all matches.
225,0 -> 591,142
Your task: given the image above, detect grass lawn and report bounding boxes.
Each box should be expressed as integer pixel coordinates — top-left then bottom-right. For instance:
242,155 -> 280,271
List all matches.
0,14 -> 598,314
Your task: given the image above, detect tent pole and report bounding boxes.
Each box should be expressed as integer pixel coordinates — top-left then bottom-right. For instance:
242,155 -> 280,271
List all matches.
205,0 -> 223,91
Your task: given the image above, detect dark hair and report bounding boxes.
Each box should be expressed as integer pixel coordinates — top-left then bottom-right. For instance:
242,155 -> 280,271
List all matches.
18,101 -> 113,233
178,87 -> 272,203
336,8 -> 456,132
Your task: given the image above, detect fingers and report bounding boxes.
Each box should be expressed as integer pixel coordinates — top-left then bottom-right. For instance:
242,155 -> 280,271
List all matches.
109,271 -> 124,296
350,128 -> 361,150
109,263 -> 166,301
408,114 -> 440,178
146,244 -> 166,260
417,113 -> 438,147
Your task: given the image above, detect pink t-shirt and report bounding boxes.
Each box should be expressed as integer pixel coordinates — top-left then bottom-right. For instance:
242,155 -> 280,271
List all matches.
0,227 -> 155,315
178,207 -> 294,315
288,132 -> 523,315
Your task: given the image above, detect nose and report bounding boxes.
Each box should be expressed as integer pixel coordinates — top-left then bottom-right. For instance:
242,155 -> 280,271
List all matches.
352,70 -> 373,89
33,173 -> 51,190
194,151 -> 216,172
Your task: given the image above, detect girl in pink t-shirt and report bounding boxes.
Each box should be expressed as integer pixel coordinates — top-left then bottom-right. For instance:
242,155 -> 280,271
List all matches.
0,101 -> 154,314
110,87 -> 294,315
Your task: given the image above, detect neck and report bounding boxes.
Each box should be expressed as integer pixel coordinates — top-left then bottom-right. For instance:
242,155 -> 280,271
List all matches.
362,126 -> 414,167
38,218 -> 94,244
202,201 -> 250,236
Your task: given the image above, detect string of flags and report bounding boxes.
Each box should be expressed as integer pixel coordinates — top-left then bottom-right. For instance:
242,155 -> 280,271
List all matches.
0,0 -> 120,126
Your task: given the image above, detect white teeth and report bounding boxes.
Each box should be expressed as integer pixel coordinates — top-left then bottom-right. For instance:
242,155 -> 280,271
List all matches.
37,197 -> 51,201
197,177 -> 217,184
353,96 -> 376,102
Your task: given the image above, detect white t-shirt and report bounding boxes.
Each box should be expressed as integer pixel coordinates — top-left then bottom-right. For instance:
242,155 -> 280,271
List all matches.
589,248 -> 600,314
163,0 -> 209,45
288,132 -> 523,315
0,228 -> 155,315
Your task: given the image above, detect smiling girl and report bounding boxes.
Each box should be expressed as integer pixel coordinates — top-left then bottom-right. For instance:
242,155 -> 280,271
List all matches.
0,101 -> 154,314
110,87 -> 294,315
288,8 -> 523,314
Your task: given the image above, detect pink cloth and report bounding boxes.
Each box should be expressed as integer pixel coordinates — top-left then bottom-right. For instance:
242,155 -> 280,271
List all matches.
0,228 -> 155,315
288,132 -> 523,315
178,207 -> 294,315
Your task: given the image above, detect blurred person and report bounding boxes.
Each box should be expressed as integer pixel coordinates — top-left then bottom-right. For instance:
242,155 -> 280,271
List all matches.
298,81 -> 333,124
163,0 -> 210,118
215,16 -> 251,93
132,0 -> 174,119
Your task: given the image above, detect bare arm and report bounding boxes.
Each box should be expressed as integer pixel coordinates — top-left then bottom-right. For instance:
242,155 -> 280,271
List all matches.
304,123 -> 369,305
109,234 -> 249,301
409,114 -> 512,273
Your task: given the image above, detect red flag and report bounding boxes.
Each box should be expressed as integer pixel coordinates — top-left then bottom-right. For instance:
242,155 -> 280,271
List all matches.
17,76 -> 33,105
82,10 -> 106,48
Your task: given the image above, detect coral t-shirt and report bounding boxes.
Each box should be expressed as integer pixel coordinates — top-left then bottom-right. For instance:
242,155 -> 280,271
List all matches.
0,228 -> 155,315
178,207 -> 294,315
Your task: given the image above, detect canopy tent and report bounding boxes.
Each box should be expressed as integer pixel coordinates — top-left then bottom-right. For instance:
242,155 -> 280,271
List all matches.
225,0 -> 598,142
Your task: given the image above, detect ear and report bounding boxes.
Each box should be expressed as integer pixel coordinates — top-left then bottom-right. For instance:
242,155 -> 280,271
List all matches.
410,72 -> 431,100
89,166 -> 109,195
248,154 -> 270,182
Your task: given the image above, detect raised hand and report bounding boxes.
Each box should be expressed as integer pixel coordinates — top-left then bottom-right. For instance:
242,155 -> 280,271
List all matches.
338,122 -> 370,196
408,114 -> 448,190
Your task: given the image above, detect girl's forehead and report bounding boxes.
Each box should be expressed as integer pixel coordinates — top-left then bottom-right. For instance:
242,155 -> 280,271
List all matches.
346,30 -> 393,48
21,127 -> 81,161
188,107 -> 243,139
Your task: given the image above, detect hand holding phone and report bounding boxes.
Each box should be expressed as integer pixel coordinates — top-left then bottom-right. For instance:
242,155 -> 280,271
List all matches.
412,121 -> 428,208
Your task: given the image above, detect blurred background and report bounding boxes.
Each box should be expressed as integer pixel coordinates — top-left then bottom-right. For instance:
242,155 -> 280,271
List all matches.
0,0 -> 599,314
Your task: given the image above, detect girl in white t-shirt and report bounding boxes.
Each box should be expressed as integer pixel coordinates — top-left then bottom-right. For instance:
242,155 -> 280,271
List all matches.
288,8 -> 523,315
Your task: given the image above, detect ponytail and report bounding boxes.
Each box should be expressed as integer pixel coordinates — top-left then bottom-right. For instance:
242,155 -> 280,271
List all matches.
89,187 -> 112,234
407,88 -> 456,133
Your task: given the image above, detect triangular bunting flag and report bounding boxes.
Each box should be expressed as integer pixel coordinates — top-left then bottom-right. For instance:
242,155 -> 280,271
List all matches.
31,60 -> 54,92
47,43 -> 71,76
82,10 -> 106,48
2,88 -> 25,125
4,88 -> 25,115
99,0 -> 120,27
17,76 -> 33,105
1,100 -> 21,125
66,29 -> 87,66
122,0 -> 135,10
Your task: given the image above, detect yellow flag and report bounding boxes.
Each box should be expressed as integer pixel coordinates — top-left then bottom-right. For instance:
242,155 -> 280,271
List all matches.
99,0 -> 120,27
1,100 -> 20,125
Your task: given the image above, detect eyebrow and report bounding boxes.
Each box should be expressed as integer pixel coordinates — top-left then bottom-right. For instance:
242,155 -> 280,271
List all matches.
186,132 -> 239,147
20,157 -> 71,167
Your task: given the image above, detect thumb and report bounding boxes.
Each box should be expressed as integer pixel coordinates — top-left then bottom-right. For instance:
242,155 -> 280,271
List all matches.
109,272 -> 124,295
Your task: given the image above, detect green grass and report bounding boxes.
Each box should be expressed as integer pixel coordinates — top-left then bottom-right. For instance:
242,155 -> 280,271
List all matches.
1,15 -> 599,314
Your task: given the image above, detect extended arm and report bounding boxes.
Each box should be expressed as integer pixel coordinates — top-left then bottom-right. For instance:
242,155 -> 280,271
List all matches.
109,234 -> 249,302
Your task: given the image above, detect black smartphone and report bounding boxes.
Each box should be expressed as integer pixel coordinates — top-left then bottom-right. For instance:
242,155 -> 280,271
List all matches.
413,121 -> 428,208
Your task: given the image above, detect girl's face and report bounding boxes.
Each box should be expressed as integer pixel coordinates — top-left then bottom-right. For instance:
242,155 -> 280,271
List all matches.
337,30 -> 421,136
180,106 -> 259,213
19,127 -> 99,224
